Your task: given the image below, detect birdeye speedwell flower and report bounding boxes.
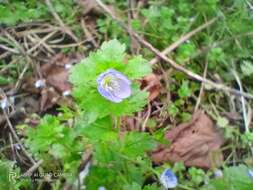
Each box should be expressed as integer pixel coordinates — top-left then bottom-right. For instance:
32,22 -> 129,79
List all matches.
97,69 -> 131,103
160,169 -> 178,189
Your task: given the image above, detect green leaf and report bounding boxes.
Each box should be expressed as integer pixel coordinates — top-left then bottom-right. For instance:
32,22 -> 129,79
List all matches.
0,76 -> 11,85
122,131 -> 156,158
123,182 -> 142,190
204,165 -> 253,190
26,115 -> 64,155
124,56 -> 152,80
0,160 -> 31,190
241,61 -> 253,77
178,80 -> 191,98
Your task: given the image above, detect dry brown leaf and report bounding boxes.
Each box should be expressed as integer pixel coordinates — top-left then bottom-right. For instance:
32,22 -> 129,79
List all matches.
141,74 -> 161,101
40,87 -> 60,111
22,53 -> 82,112
41,53 -> 82,92
152,111 -> 225,169
39,53 -> 82,111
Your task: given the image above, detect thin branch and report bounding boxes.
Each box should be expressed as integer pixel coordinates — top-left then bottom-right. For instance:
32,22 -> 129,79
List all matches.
142,103 -> 151,131
26,31 -> 57,54
0,44 -> 19,54
150,18 -> 217,65
195,59 -> 208,112
3,110 -> 36,164
95,0 -> 253,99
81,19 -> 99,48
232,69 -> 253,155
23,159 -> 43,177
232,69 -> 249,132
45,0 -> 78,42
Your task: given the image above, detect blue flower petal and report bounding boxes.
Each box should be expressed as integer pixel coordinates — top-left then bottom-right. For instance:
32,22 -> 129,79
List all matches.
96,69 -> 131,103
160,169 -> 178,189
112,78 -> 131,99
112,69 -> 131,85
214,169 -> 223,178
98,186 -> 106,190
97,84 -> 122,103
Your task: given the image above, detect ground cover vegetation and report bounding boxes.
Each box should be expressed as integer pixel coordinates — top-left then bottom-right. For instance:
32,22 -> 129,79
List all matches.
0,0 -> 253,190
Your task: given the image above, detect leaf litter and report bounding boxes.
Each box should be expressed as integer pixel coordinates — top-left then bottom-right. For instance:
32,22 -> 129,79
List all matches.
152,110 -> 225,168
21,53 -> 82,112
141,73 -> 161,102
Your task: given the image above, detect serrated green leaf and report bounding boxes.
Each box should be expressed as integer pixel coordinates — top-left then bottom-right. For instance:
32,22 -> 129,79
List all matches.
178,80 -> 191,98
124,55 -> 152,80
121,131 -> 156,158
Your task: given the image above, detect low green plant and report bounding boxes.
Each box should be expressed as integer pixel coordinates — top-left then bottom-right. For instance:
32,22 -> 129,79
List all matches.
0,0 -> 77,26
0,160 -> 31,190
24,39 -> 160,189
203,164 -> 253,190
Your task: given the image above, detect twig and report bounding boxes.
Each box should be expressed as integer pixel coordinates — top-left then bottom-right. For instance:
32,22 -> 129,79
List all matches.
232,69 -> 249,132
14,62 -> 30,90
3,110 -> 36,164
127,0 -> 139,54
45,0 -> 78,42
73,150 -> 92,190
0,44 -> 19,54
194,59 -> 208,112
32,33 -> 55,54
142,103 -> 151,131
81,19 -> 98,48
23,159 -> 43,177
3,31 -> 37,93
26,31 -> 57,54
16,26 -> 60,37
232,69 -> 253,155
4,31 -> 26,55
150,18 -> 217,65
94,0 -> 253,99
47,40 -> 87,48
246,0 -> 253,10
9,133 -> 16,161
0,51 -> 12,59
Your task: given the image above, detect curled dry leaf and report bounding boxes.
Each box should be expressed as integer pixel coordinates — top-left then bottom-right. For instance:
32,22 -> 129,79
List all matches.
38,53 -> 82,111
152,111 -> 225,169
40,87 -> 60,111
141,73 -> 161,101
41,53 -> 82,92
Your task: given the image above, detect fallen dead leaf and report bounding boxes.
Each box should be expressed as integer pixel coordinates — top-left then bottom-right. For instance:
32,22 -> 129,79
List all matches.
40,87 -> 60,111
41,53 -> 82,92
151,110 -> 225,169
22,53 -> 82,112
38,53 -> 82,111
141,74 -> 161,101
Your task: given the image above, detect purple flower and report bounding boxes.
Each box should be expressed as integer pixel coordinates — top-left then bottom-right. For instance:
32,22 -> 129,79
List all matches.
160,169 -> 178,189
96,69 -> 131,103
214,169 -> 223,178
